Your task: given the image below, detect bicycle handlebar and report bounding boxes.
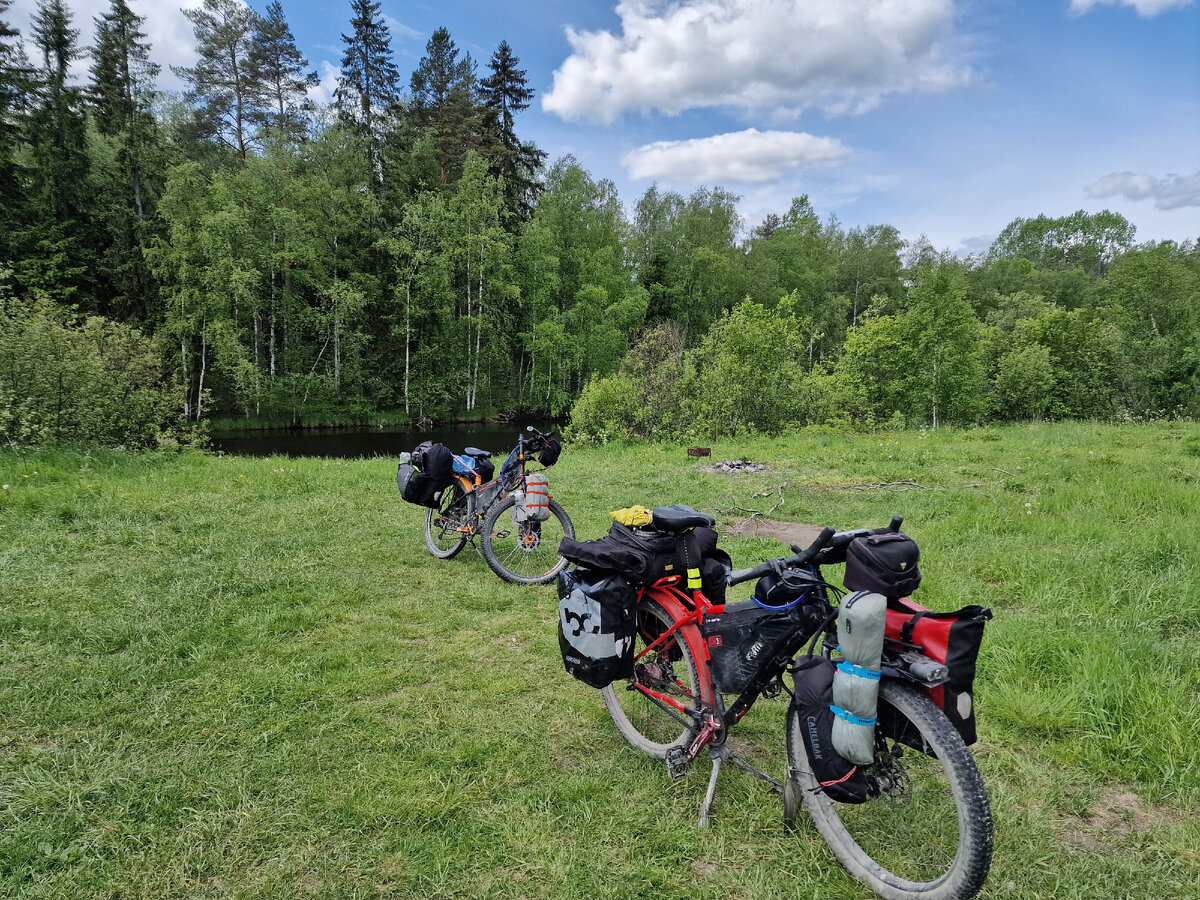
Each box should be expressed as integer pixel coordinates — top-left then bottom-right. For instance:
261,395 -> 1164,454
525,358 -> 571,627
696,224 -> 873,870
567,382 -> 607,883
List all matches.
725,516 -> 905,587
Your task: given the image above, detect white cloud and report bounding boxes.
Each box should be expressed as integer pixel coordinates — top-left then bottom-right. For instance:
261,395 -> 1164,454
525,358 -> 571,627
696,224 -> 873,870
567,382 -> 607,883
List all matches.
543,0 -> 970,125
382,14 -> 422,42
1068,0 -> 1193,17
622,128 -> 850,184
1085,171 -> 1200,209
9,0 -> 204,91
308,60 -> 342,107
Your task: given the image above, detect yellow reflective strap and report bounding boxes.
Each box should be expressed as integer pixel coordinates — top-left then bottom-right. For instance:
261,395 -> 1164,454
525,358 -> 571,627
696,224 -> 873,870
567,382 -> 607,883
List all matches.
687,567 -> 702,589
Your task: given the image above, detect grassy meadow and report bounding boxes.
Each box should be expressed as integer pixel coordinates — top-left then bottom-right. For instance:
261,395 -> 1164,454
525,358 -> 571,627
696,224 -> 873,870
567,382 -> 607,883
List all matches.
1,422 -> 1197,899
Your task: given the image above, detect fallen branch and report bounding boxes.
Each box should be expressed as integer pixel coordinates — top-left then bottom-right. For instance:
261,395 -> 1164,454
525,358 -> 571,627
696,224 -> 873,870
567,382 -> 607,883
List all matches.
845,480 -> 927,491
703,482 -> 788,529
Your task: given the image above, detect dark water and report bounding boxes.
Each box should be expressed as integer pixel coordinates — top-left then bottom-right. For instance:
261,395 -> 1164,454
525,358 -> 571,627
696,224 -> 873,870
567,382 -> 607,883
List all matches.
210,422 -> 553,459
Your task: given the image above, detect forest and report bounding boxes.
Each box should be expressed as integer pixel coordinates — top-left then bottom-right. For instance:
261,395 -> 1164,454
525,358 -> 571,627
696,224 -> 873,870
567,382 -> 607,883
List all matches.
1,0 -> 1197,448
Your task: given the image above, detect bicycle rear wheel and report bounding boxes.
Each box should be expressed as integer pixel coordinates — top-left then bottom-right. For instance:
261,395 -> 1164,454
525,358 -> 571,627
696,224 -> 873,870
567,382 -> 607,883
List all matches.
602,599 -> 700,759
480,495 -> 573,584
424,481 -> 475,559
786,681 -> 993,900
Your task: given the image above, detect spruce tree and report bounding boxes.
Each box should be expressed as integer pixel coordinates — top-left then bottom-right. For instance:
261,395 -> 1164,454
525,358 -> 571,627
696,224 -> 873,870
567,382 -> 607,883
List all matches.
89,0 -> 162,320
249,1 -> 316,144
0,0 -> 34,258
19,0 -> 95,307
175,0 -> 264,168
335,0 -> 400,177
479,41 -> 545,221
409,27 -> 482,186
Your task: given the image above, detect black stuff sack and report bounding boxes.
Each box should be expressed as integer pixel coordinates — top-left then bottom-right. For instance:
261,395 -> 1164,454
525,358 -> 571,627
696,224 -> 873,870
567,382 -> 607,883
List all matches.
790,656 -> 872,804
844,532 -> 921,599
884,598 -> 992,745
557,568 -> 637,689
412,441 -> 454,483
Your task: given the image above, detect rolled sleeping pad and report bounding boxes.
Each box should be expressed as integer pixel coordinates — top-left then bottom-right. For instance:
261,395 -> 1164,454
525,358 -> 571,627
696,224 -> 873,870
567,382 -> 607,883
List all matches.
831,591 -> 886,765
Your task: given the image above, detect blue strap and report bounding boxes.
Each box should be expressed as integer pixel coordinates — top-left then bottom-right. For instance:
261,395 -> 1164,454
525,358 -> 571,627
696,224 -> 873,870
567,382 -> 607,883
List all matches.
830,704 -> 878,727
836,660 -> 881,681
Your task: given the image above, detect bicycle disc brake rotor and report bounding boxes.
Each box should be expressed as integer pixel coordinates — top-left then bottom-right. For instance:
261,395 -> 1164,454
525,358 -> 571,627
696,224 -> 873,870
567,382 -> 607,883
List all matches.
518,523 -> 542,551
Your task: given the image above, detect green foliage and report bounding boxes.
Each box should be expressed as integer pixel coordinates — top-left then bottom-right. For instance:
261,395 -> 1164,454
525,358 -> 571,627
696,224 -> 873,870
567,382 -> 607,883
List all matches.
0,298 -> 184,446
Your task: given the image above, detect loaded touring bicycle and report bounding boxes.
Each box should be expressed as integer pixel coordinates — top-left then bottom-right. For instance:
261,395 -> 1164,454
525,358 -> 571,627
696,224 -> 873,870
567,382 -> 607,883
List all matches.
557,505 -> 994,900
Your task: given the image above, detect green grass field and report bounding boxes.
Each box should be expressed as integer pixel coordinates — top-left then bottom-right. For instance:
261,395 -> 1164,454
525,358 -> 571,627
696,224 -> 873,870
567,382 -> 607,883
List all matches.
2,422 -> 1197,899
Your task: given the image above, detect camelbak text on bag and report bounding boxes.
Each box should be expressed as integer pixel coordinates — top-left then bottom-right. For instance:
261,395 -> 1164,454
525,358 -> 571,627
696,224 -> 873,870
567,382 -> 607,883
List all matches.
791,656 -> 872,804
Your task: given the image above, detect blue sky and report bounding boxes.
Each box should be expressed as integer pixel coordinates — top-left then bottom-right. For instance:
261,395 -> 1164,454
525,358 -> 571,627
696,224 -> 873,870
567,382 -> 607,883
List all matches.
10,0 -> 1200,252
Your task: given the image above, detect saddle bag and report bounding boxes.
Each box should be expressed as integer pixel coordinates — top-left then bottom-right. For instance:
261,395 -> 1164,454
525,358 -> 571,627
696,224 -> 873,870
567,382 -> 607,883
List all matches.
791,656 -> 872,804
557,568 -> 637,689
884,598 -> 992,745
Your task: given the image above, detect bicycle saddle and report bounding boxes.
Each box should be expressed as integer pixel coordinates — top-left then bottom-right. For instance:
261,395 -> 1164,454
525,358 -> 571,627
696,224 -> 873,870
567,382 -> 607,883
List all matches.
463,446 -> 491,458
651,504 -> 715,532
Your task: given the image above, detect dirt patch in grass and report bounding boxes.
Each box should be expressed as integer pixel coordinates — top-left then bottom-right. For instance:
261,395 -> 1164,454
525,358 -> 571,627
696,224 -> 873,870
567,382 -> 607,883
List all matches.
1061,785 -> 1180,852
722,518 -> 824,547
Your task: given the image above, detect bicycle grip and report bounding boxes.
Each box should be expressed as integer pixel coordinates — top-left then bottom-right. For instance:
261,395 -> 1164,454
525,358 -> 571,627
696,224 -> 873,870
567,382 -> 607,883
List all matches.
794,526 -> 837,565
727,561 -> 773,586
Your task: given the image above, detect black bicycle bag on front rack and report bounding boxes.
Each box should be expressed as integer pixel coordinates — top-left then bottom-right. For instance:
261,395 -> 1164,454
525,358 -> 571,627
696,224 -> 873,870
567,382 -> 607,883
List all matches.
557,567 -> 637,689
791,656 -> 872,804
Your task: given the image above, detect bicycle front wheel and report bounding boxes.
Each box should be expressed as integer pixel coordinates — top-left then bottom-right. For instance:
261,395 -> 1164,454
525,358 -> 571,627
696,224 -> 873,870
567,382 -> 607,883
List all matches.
786,681 -> 993,900
602,598 -> 700,759
480,495 -> 573,584
424,481 -> 475,559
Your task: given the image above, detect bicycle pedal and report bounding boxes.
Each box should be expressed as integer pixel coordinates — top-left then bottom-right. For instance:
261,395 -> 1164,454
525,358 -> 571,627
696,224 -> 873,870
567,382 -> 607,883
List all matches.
665,747 -> 691,779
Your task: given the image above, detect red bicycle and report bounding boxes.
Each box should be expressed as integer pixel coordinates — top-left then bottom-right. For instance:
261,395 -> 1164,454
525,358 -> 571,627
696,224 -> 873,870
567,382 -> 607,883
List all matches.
600,507 -> 993,900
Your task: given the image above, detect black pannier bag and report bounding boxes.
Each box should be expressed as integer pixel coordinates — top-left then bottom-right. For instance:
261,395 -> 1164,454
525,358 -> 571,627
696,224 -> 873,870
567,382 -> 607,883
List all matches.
884,598 -> 992,745
790,656 -> 872,804
701,598 -> 822,695
557,568 -> 638,689
539,437 -> 562,467
844,532 -> 921,598
399,441 -> 455,509
397,461 -> 442,508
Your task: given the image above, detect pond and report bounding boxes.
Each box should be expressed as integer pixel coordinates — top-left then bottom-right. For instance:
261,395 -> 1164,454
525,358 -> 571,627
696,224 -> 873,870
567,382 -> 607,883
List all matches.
209,422 -> 556,460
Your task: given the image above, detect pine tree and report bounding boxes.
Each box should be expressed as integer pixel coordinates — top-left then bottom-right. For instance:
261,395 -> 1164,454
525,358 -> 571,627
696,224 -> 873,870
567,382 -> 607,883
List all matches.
88,0 -> 162,320
335,0 -> 400,177
410,27 -> 482,186
479,41 -> 545,221
249,1 -> 316,144
174,0 -> 264,168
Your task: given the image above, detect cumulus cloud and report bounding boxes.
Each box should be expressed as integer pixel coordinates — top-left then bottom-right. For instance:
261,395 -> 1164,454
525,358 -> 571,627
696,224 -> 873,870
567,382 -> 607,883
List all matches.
9,0 -> 204,90
543,0 -> 970,125
1068,0 -> 1194,17
1085,171 -> 1200,209
622,128 -> 850,184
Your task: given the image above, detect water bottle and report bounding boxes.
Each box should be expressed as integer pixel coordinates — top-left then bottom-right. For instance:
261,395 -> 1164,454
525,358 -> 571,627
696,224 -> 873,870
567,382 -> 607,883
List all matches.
831,591 -> 886,764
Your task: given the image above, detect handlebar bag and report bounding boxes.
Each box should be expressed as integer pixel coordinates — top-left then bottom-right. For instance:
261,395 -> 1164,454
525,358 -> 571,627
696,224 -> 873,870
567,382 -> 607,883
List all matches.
844,532 -> 921,598
557,567 -> 637,688
539,437 -> 562,467
884,598 -> 993,745
790,656 -> 872,804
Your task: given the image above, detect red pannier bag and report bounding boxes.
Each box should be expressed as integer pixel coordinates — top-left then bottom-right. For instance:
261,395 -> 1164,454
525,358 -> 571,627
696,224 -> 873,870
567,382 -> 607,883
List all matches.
885,598 -> 993,745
